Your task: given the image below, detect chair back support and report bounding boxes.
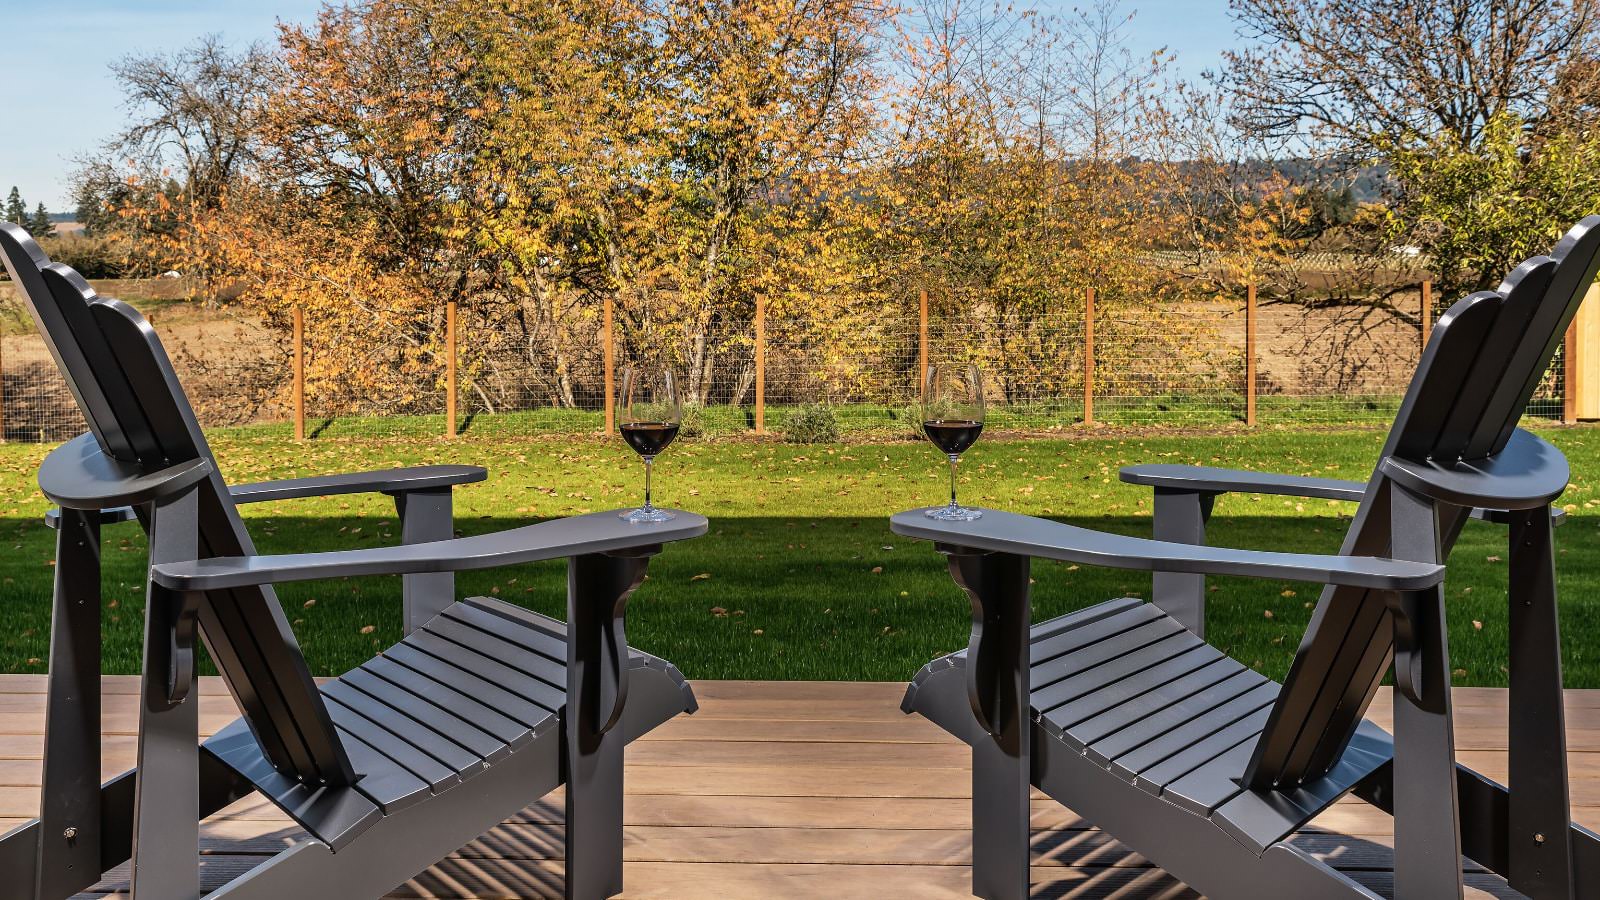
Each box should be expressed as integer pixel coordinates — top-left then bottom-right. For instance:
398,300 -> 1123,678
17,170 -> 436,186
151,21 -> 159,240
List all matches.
0,223 -> 356,787
1243,216 -> 1600,789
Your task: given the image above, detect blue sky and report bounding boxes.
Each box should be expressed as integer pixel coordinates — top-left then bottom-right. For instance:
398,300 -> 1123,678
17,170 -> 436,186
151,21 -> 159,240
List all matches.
2,0 -> 1239,212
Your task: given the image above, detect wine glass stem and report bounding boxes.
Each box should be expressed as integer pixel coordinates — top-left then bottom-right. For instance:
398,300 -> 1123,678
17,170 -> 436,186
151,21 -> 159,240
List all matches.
948,454 -> 960,510
643,455 -> 655,511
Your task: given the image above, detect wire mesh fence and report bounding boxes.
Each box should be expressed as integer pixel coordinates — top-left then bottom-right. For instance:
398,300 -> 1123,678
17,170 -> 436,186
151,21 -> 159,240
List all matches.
0,279 -> 1578,443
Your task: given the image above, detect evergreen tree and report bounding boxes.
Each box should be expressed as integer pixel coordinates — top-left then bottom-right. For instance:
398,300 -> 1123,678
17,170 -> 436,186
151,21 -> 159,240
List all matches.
28,203 -> 54,238
3,187 -> 24,225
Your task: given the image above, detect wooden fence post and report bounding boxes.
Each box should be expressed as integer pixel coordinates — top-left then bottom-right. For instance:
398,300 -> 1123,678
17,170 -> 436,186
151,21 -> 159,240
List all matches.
0,331 -> 6,443
918,289 -> 929,381
1083,286 -> 1096,425
292,307 -> 305,441
754,294 -> 766,434
603,296 -> 615,436
1245,283 -> 1257,427
1565,322 -> 1578,425
0,331 -> 6,442
445,301 -> 457,439
1421,279 -> 1433,354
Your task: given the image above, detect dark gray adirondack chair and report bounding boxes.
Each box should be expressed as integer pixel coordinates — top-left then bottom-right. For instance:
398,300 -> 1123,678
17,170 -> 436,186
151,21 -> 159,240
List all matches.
898,217 -> 1600,899
0,222 -> 706,899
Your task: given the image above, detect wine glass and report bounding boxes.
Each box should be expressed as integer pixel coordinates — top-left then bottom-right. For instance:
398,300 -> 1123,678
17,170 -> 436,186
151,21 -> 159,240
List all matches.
618,367 -> 681,523
921,363 -> 985,521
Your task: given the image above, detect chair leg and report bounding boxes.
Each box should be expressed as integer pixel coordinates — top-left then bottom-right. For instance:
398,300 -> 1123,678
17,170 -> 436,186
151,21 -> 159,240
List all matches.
394,487 -> 455,633
129,602 -> 201,898
1150,488 -> 1214,637
946,547 -> 1032,900
1390,584 -> 1465,900
564,551 -> 651,900
34,509 -> 102,900
1388,484 -> 1463,900
1508,507 -> 1576,898
130,491 -> 202,900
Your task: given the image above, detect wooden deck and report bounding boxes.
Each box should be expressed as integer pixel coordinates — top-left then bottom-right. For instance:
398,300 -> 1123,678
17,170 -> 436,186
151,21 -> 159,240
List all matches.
1,677 -> 1594,898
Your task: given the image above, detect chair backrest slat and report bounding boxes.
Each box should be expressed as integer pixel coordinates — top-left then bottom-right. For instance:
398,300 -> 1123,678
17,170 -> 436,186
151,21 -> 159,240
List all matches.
1434,262 -> 1555,459
1,223 -> 356,787
1243,217 -> 1600,790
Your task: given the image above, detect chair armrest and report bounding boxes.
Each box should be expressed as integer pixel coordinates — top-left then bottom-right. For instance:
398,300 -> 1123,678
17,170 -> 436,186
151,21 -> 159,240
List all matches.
1120,461 -> 1567,526
1119,464 -> 1366,501
152,509 -> 708,590
38,433 -> 213,510
228,465 -> 487,503
1380,428 -> 1569,511
890,508 -> 1442,591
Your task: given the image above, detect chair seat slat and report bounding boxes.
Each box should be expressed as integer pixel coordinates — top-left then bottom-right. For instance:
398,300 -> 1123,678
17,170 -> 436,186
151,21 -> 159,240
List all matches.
1159,737 -> 1256,816
1134,706 -> 1273,795
1031,627 -> 1199,717
381,641 -> 564,721
322,681 -> 489,776
441,601 -> 569,665
1027,602 -> 1170,668
336,728 -> 435,813
1087,668 -> 1268,766
1065,655 -> 1242,749
421,615 -> 569,689
1111,681 -> 1278,783
405,630 -> 569,708
332,709 -> 460,792
339,665 -> 520,758
1040,643 -> 1223,736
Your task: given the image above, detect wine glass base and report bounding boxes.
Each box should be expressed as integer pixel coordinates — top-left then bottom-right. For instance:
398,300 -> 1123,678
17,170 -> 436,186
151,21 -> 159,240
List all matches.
622,506 -> 677,523
925,505 -> 983,522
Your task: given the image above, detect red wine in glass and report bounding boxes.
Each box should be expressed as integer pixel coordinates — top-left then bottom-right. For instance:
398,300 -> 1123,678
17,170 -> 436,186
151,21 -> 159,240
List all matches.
922,420 -> 983,455
620,422 -> 681,456
618,368 -> 681,523
921,364 -> 985,521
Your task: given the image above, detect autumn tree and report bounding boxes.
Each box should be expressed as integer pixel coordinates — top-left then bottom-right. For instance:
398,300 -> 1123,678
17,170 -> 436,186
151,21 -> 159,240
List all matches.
105,35 -> 275,212
201,0 -> 495,413
1224,0 -> 1598,152
1219,0 -> 1600,298
606,0 -> 887,405
65,0 -> 1381,423
854,0 -> 1213,405
73,36 -> 275,290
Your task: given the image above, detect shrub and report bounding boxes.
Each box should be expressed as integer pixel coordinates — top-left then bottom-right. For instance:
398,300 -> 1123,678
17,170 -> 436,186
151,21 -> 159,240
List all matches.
890,403 -> 924,440
784,403 -> 840,443
678,404 -> 706,439
37,235 -> 130,279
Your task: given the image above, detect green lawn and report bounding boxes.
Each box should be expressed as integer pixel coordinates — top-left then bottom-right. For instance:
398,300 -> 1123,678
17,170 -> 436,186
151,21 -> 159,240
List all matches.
0,425 -> 1596,687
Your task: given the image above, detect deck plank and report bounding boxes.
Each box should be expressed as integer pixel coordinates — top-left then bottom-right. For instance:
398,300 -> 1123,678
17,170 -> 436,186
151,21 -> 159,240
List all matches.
0,677 -> 1587,897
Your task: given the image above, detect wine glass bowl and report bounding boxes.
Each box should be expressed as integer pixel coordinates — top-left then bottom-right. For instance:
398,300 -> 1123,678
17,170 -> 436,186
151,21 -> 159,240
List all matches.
921,364 -> 985,521
618,367 -> 681,523
620,420 -> 681,457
